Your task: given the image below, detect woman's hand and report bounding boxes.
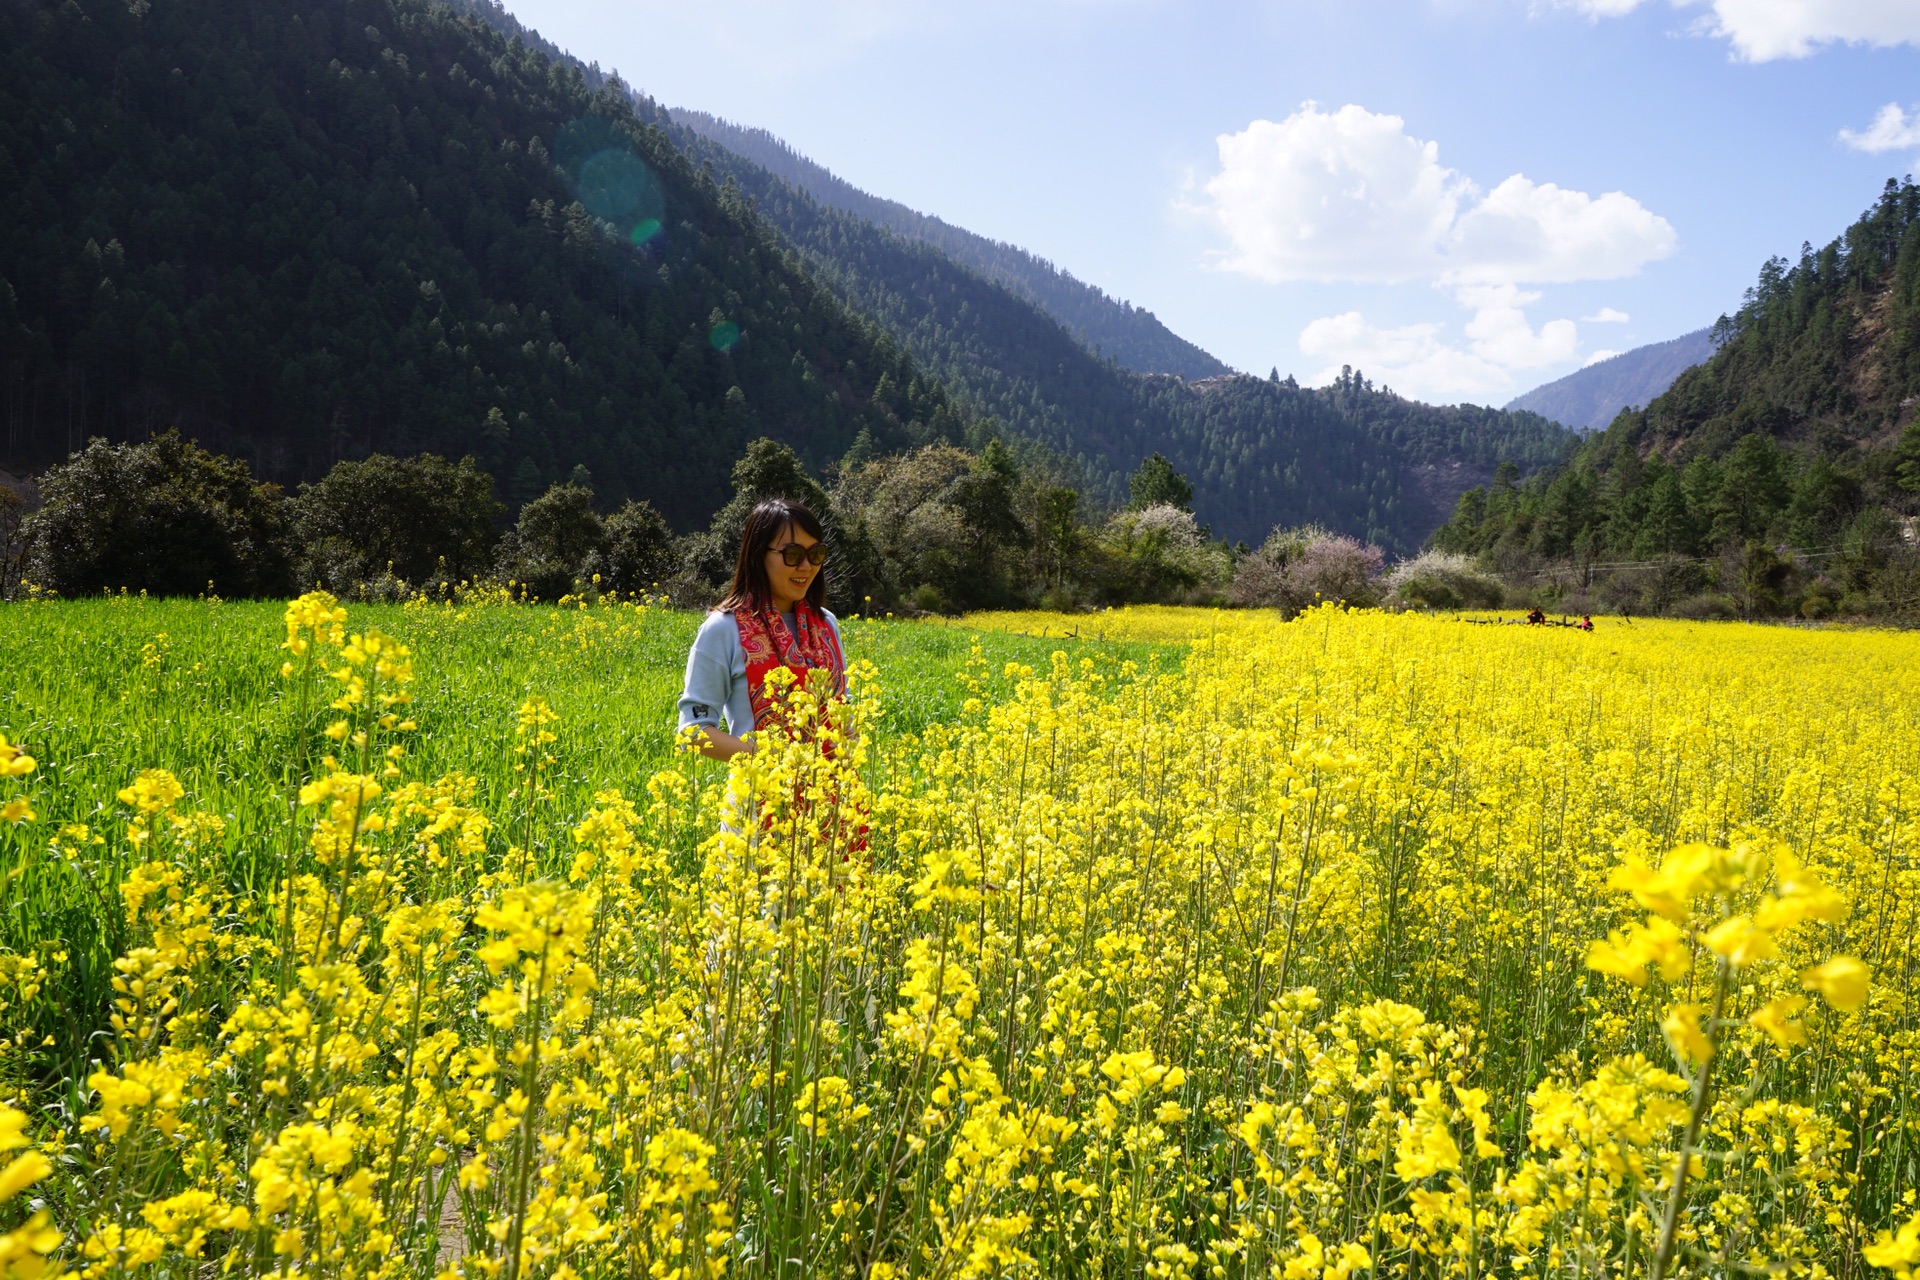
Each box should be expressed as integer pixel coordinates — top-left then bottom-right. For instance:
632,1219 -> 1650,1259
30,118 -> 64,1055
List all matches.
696,727 -> 755,762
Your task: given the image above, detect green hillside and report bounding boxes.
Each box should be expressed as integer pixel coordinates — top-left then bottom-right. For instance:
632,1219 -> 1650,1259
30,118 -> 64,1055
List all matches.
0,0 -> 962,528
1435,179 -> 1920,565
670,109 -> 1232,382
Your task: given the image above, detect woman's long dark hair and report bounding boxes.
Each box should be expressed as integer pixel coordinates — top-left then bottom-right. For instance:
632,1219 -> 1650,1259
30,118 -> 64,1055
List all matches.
717,498 -> 829,613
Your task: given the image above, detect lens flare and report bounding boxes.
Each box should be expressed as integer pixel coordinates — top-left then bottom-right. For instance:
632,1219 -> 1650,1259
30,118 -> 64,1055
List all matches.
708,321 -> 741,352
554,117 -> 665,246
576,150 -> 664,225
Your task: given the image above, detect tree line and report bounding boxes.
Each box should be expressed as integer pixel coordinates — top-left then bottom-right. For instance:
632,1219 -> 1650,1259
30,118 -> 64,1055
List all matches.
4,429 -> 1478,620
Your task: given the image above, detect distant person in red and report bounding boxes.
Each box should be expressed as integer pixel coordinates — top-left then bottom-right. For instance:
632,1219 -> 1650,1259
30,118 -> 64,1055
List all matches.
1526,607 -> 1547,626
1579,615 -> 1594,631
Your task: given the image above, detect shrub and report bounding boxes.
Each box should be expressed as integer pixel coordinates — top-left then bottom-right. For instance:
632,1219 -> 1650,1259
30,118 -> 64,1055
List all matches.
1595,555 -> 1708,617
496,483 -> 608,600
828,443 -> 1034,613
590,499 -> 677,596
1097,503 -> 1227,603
1231,526 -> 1384,617
288,453 -> 503,595
1395,576 -> 1462,610
1290,535 -> 1386,609
1384,550 -> 1505,611
1723,541 -> 1795,618
1228,524 -> 1323,610
22,432 -> 290,597
1800,590 -> 1835,620
1670,592 -> 1739,620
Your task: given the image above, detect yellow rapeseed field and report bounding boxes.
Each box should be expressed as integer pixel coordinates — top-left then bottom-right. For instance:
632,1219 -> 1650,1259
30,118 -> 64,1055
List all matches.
2,599 -> 1918,1279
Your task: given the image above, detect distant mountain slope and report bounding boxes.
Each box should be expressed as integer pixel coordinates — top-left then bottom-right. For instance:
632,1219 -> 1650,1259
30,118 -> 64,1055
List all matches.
1505,329 -> 1716,431
0,0 -> 960,526
671,109 -> 1233,382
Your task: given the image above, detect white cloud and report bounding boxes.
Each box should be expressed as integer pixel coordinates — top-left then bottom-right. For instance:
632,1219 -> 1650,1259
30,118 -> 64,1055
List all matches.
1448,175 -> 1677,284
1557,0 -> 1920,60
1840,102 -> 1920,153
1459,284 -> 1581,368
1584,348 -> 1624,366
1583,307 -> 1631,322
1299,312 -> 1516,401
1203,104 -> 1469,285
1207,103 -> 1667,401
1201,103 -> 1675,287
1300,312 -> 1445,372
1297,287 -> 1589,402
1706,0 -> 1920,60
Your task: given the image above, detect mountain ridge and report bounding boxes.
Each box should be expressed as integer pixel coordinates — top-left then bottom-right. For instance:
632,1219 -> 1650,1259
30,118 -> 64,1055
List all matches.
1504,328 -> 1716,432
670,108 -> 1233,383
0,0 -> 1577,556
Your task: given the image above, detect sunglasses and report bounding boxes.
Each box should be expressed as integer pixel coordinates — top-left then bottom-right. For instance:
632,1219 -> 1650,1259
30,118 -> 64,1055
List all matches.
773,542 -> 828,567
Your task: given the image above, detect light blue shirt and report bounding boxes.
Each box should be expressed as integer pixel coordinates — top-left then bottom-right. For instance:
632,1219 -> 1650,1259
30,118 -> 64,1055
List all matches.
678,608 -> 843,738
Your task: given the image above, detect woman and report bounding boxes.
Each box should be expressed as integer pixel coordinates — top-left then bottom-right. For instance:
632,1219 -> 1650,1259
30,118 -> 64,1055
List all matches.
678,497 -> 846,760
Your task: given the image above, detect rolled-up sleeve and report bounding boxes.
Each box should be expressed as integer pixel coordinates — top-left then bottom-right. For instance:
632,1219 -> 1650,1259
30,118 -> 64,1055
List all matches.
678,612 -> 750,736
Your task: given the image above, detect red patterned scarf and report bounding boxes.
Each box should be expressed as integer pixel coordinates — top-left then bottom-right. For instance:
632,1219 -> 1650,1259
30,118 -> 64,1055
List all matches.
732,599 -> 847,731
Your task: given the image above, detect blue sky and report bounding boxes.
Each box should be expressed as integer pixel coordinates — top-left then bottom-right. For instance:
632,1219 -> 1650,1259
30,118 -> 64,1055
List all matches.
499,0 -> 1920,405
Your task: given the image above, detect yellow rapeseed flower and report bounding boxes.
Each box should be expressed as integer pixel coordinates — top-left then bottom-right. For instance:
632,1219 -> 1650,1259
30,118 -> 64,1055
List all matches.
1803,955 -> 1871,1013
1749,995 -> 1809,1049
0,1211 -> 62,1279
1868,1212 -> 1920,1278
1703,914 -> 1778,968
0,735 -> 34,779
1662,1002 -> 1714,1065
116,769 -> 184,815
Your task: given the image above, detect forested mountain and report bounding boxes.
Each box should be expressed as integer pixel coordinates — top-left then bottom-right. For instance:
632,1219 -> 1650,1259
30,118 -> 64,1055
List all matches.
671,109 -> 1231,382
665,126 -> 1573,550
0,0 -> 1575,554
1436,179 -> 1920,566
1505,328 -> 1715,432
0,0 -> 964,528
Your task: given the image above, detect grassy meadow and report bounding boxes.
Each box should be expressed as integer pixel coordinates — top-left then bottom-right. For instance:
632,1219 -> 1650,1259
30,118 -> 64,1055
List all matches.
0,595 -> 1166,1081
1,598 -> 1919,1278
